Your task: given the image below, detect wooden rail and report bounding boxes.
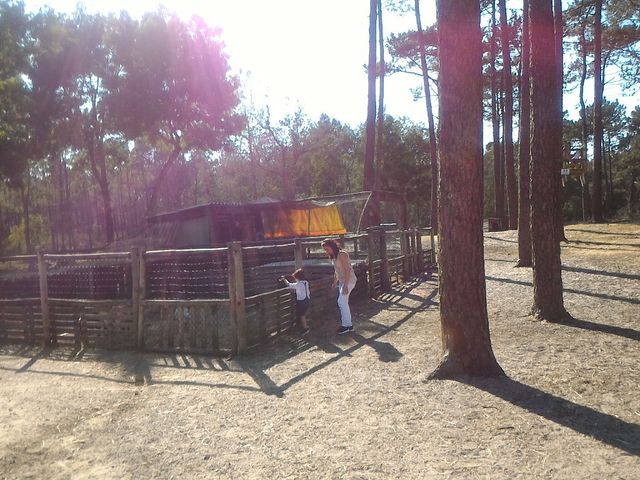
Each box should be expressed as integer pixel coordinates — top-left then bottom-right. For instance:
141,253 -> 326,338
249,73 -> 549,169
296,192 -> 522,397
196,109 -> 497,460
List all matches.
0,227 -> 435,354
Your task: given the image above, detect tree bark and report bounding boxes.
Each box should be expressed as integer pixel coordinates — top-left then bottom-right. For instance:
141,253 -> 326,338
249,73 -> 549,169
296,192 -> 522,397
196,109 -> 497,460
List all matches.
376,0 -> 385,191
553,0 -> 567,242
85,114 -> 115,244
529,0 -> 570,322
490,1 -> 505,228
629,172 -> 638,215
499,0 -> 518,230
96,165 -> 115,245
578,24 -> 592,221
20,178 -> 32,254
55,151 -> 66,251
62,154 -> 75,250
592,0 -> 604,222
247,124 -> 258,199
364,0 -> 380,227
517,0 -> 532,268
415,0 -> 439,234
146,137 -> 182,216
364,0 -> 377,192
428,0 -> 504,380
605,139 -> 613,215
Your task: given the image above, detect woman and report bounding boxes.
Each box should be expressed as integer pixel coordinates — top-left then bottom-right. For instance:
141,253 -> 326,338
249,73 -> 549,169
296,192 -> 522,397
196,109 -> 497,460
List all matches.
321,238 -> 357,334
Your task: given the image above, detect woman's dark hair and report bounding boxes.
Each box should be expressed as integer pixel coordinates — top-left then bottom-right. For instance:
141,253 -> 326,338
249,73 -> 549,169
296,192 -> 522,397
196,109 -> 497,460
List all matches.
292,268 -> 306,281
321,239 -> 340,259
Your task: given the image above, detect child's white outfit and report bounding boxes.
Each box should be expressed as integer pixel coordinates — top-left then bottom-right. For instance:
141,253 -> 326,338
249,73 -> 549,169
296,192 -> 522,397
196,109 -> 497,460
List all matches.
284,279 -> 311,318
284,279 -> 311,302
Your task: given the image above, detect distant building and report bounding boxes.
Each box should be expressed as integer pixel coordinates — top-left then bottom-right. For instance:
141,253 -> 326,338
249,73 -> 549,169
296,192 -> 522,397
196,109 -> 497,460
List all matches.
111,190 -> 407,249
146,197 -> 348,248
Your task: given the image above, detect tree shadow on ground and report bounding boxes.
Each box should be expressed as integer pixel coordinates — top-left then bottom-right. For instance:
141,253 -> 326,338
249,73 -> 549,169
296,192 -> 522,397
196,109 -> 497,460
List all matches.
0,345 -> 136,386
485,275 -> 640,306
461,376 -> 640,456
562,244 -> 640,254
561,265 -> 640,281
485,275 -> 640,341
485,257 -> 520,264
484,235 -> 518,244
566,228 -> 640,237
0,274 -> 439,397
566,239 -> 640,249
559,316 -> 640,342
234,277 -> 439,396
486,258 -> 640,282
355,337 -> 403,362
0,344 -> 261,393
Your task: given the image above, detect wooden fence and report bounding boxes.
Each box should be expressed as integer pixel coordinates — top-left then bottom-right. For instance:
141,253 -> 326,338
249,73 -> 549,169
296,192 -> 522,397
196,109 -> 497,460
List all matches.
0,227 -> 435,355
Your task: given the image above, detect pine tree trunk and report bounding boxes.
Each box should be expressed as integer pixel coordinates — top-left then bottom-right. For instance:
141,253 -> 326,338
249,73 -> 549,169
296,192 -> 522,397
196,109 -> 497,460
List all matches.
629,173 -> 638,215
97,170 -> 115,244
428,0 -> 504,379
578,26 -> 592,221
592,0 -> 604,222
517,0 -> 532,267
55,152 -> 67,251
20,180 -> 32,254
86,133 -> 115,244
364,0 -> 377,192
147,139 -> 182,217
500,0 -> 518,230
62,155 -> 75,250
529,0 -> 569,322
376,0 -> 385,191
554,0 -> 567,242
490,1 -> 505,228
415,0 -> 439,234
364,0 -> 380,227
606,142 -> 614,215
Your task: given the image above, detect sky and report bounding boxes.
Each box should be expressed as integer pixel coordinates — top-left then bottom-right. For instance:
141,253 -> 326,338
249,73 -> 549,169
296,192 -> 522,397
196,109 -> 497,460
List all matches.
23,0 -> 436,127
21,1 -> 640,130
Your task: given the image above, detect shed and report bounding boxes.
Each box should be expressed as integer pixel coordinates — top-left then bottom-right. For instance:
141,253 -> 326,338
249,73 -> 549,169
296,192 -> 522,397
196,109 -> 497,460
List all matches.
146,197 -> 347,248
144,191 -> 408,248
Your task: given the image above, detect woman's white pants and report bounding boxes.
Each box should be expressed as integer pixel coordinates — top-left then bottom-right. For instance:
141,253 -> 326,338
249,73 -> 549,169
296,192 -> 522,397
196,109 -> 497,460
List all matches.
337,281 -> 355,327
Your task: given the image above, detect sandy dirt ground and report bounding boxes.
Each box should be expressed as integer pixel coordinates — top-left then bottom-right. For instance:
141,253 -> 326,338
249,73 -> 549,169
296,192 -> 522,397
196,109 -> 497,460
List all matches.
1,222 -> 639,480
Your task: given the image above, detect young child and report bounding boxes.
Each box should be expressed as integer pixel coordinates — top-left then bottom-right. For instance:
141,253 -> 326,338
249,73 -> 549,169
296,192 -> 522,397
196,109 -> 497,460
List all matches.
279,268 -> 311,335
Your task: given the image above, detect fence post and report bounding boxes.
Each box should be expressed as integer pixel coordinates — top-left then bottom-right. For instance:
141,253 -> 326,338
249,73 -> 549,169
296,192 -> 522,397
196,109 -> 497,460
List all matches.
411,227 -> 418,275
380,229 -> 390,291
407,228 -> 414,277
416,228 -> 424,273
228,242 -> 247,354
294,238 -> 304,271
429,227 -> 436,264
37,251 -> 51,348
366,227 -> 377,298
400,229 -> 410,281
132,248 -> 145,350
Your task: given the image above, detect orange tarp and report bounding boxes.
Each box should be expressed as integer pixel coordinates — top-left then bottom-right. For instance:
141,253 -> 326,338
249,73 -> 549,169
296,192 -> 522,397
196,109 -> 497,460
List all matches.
261,204 -> 346,238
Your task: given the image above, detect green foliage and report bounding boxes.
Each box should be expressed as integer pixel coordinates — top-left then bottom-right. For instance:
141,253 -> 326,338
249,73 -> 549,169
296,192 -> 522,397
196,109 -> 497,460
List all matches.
1,1 -> 639,253
5,213 -> 48,255
0,1 -> 30,182
378,116 -> 431,193
566,0 -> 640,91
106,11 -> 245,148
304,114 -> 360,197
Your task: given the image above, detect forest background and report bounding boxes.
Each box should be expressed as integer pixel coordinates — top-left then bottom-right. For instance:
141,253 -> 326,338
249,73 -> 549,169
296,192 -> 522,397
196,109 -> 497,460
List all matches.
0,0 -> 639,255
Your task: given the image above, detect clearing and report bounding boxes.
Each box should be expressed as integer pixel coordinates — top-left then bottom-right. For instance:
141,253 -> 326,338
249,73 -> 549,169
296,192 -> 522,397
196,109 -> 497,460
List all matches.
1,222 -> 639,479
